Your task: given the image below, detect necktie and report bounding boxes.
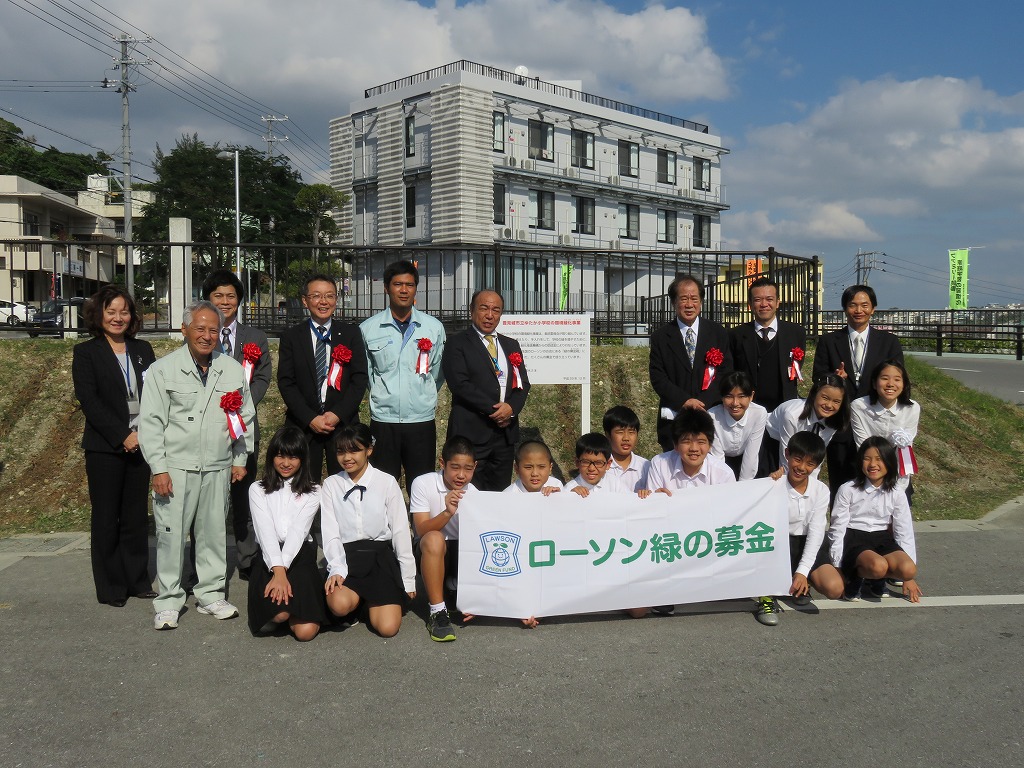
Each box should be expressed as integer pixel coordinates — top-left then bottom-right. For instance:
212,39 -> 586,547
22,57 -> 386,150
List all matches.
852,334 -> 865,378
812,422 -> 823,436
485,334 -> 499,373
684,327 -> 696,366
760,327 -> 771,341
315,325 -> 328,384
221,328 -> 232,356
343,484 -> 366,501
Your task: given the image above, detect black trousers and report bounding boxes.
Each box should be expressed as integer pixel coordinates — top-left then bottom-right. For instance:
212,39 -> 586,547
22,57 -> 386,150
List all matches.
229,445 -> 259,570
826,429 -> 858,502
470,436 -> 516,492
369,419 -> 436,494
85,450 -> 152,603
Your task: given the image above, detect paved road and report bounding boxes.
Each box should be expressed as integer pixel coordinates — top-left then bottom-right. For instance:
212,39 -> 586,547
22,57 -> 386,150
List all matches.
910,351 -> 1024,405
1,509 -> 1023,768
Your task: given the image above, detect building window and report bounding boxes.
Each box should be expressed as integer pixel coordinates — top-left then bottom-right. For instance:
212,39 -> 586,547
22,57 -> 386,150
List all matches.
618,203 -> 639,239
493,112 -> 505,152
405,115 -> 416,157
571,130 -> 594,169
618,140 -> 639,177
572,196 -> 595,235
23,212 -> 40,236
694,214 -> 711,247
405,185 -> 416,228
693,157 -> 710,190
529,120 -> 554,162
493,183 -> 506,225
657,149 -> 677,184
657,210 -> 677,243
529,189 -> 555,230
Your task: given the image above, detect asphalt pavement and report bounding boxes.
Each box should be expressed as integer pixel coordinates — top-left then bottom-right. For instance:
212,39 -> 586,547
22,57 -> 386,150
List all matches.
910,351 -> 1024,405
1,501 -> 1023,768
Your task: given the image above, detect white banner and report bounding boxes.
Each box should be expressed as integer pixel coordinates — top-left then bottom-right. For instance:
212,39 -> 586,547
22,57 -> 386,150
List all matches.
458,479 -> 791,618
495,314 -> 590,385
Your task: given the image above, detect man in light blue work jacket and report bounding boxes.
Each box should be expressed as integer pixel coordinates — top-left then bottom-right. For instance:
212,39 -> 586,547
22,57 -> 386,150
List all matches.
359,260 -> 445,493
139,300 -> 255,631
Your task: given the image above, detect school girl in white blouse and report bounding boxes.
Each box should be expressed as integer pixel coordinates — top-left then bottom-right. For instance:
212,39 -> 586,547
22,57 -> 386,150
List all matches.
321,423 -> 416,638
707,371 -> 768,481
850,359 -> 920,497
766,373 -> 850,475
247,426 -> 326,641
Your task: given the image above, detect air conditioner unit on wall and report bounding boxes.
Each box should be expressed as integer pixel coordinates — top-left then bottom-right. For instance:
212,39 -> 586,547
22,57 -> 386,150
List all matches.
502,227 -> 513,239
522,159 -> 535,171
560,234 -> 572,245
516,230 -> 528,240
607,175 -> 619,185
563,168 -> 578,179
609,239 -> 621,249
506,156 -> 517,167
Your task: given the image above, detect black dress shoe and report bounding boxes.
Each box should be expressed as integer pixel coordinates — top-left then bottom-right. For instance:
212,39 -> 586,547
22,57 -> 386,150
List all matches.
236,567 -> 251,582
103,599 -> 127,608
131,590 -> 158,599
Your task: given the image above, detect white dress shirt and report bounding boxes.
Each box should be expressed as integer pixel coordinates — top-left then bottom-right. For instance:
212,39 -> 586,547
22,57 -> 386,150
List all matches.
503,476 -> 564,494
474,325 -> 509,403
248,479 -> 321,571
848,327 -> 870,383
828,480 -> 916,567
320,465 -> 416,591
754,318 -> 778,340
766,398 -> 836,475
408,470 -> 476,540
564,472 -> 629,494
784,476 -> 830,577
607,453 -> 650,492
850,396 -> 920,448
645,451 -> 736,491
708,402 -> 768,481
220,319 -> 238,356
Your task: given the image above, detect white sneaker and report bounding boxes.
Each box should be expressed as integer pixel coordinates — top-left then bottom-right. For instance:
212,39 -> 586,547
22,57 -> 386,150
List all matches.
154,609 -> 179,630
195,599 -> 239,620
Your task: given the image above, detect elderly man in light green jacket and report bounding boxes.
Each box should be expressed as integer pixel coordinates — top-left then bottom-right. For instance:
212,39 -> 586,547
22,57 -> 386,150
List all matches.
140,300 -> 255,631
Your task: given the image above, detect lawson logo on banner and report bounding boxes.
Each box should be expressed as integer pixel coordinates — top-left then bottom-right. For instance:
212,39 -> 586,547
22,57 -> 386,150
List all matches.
458,479 -> 791,619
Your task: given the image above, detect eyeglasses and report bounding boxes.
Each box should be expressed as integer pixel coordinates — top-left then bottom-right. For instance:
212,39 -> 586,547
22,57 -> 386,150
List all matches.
305,293 -> 337,302
578,459 -> 607,469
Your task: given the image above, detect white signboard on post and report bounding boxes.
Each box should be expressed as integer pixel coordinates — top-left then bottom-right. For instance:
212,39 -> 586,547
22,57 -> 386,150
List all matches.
496,313 -> 591,431
457,478 -> 791,618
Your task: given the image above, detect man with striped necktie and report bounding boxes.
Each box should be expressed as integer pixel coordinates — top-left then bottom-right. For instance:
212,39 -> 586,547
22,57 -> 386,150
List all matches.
278,274 -> 368,481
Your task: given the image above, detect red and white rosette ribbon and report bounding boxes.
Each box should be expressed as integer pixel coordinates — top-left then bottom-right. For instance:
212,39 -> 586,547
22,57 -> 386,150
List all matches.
220,391 -> 247,440
415,337 -> 432,375
508,351 -> 524,390
241,343 -> 262,384
702,347 -> 724,391
891,429 -> 917,477
328,344 -> 352,390
788,346 -> 805,382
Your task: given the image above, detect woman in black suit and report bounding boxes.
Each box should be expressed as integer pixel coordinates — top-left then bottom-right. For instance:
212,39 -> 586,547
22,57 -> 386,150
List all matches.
72,286 -> 157,607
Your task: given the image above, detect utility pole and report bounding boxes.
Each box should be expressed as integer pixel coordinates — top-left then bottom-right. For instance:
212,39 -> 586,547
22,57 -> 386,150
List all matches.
105,33 -> 150,295
261,115 -> 289,158
855,249 -> 884,285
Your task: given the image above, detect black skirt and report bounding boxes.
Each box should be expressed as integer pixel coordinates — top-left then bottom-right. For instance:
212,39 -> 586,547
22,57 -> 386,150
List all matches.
248,539 -> 329,635
789,534 -> 830,574
840,528 -> 902,579
340,539 -> 406,606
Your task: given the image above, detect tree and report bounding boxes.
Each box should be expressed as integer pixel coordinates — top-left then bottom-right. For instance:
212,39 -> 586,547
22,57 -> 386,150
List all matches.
0,118 -> 111,194
294,183 -> 349,254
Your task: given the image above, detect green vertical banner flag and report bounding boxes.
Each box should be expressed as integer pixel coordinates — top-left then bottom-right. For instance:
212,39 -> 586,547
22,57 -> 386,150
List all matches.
559,264 -> 574,311
948,248 -> 969,309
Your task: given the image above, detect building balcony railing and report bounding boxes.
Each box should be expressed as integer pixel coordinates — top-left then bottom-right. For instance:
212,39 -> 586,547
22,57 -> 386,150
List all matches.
364,60 -> 711,134
491,220 -> 719,251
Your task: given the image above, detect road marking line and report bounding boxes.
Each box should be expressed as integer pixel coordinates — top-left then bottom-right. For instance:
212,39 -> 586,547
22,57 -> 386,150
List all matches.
669,594 -> 1024,616
936,367 -> 981,373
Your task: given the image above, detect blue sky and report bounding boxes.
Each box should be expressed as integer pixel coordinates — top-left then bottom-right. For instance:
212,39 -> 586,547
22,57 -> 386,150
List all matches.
1,0 -> 1021,308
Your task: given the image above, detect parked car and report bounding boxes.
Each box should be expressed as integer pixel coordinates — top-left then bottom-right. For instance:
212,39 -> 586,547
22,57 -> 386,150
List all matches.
27,297 -> 86,337
0,299 -> 34,326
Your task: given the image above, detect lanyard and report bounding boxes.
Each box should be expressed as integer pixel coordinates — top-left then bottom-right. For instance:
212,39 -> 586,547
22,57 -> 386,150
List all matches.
118,351 -> 134,398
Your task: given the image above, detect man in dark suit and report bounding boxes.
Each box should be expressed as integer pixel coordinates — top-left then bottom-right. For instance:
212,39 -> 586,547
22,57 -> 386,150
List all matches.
442,289 -> 531,491
277,273 -> 368,481
649,273 -> 734,451
730,276 -> 807,474
813,284 -> 904,497
203,269 -> 272,579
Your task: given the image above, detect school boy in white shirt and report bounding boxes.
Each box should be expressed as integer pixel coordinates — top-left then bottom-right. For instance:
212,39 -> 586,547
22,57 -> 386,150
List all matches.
602,406 -> 650,492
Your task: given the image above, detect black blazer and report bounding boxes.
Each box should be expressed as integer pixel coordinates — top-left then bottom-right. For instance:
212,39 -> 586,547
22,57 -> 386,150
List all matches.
227,322 -> 272,443
277,319 -> 368,430
649,317 -> 734,413
812,326 -> 904,399
72,336 -> 156,453
442,328 -> 531,446
730,319 -> 807,410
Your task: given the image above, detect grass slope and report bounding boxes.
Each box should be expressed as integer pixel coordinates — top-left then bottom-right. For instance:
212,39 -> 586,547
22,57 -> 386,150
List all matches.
0,340 -> 1020,535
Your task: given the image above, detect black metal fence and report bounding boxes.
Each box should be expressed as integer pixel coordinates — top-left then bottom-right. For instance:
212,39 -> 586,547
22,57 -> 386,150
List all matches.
821,309 -> 1024,360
